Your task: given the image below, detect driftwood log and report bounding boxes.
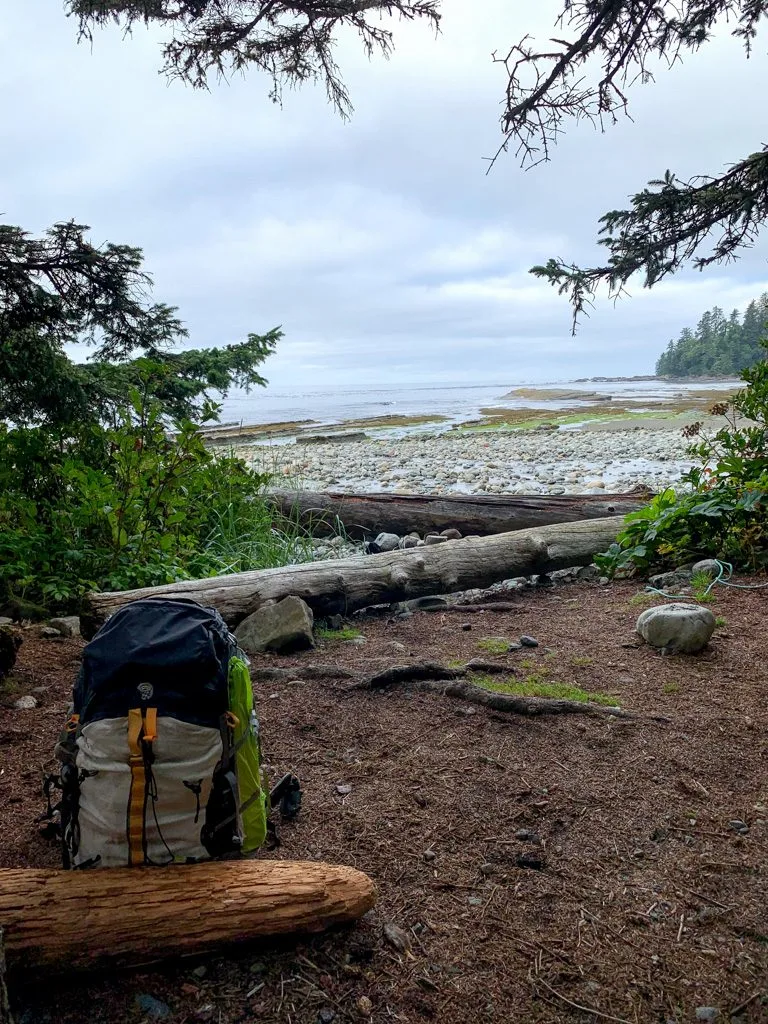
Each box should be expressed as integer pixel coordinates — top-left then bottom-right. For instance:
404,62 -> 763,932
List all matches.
82,515 -> 624,636
270,489 -> 649,539
0,860 -> 375,976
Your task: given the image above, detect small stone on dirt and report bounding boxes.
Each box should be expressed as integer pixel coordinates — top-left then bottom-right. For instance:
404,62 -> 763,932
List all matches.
134,994 -> 171,1020
423,849 -> 436,862
48,616 -> 81,637
317,1009 -> 337,1024
40,627 -> 61,639
461,623 -> 472,631
191,965 -> 207,979
424,534 -> 448,545
514,829 -> 541,844
14,695 -> 38,710
383,921 -> 412,953
479,862 -> 496,876
695,1009 -> 720,1022
516,851 -> 544,870
728,819 -> 749,834
335,784 -> 353,796
356,995 -> 373,1018
691,559 -> 721,579
520,635 -> 539,647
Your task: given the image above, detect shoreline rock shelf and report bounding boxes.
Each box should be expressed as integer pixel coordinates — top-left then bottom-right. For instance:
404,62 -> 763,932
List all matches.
239,426 -> 694,496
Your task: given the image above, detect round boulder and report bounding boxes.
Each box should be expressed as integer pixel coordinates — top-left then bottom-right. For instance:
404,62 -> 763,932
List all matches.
636,603 -> 716,655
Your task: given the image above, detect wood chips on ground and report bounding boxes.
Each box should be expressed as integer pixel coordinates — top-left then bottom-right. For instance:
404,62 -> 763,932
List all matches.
1,579 -> 767,1023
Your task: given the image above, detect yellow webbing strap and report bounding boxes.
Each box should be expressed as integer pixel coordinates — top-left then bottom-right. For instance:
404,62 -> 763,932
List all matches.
127,707 -> 156,866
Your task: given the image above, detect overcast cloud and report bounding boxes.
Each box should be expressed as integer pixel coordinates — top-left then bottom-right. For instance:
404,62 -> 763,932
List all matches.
2,0 -> 768,387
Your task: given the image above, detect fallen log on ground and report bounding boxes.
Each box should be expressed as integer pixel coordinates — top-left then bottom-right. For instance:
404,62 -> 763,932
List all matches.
0,860 -> 375,977
82,515 -> 626,636
270,488 -> 650,539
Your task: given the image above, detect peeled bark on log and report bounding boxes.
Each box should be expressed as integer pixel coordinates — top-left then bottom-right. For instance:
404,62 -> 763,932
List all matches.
82,515 -> 625,636
270,488 -> 649,539
0,860 -> 375,976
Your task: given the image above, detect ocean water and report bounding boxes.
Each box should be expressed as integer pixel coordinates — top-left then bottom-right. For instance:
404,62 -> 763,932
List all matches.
217,378 -> 739,429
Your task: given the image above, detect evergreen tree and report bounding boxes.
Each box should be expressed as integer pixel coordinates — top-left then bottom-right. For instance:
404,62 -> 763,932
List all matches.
0,221 -> 278,428
655,294 -> 768,376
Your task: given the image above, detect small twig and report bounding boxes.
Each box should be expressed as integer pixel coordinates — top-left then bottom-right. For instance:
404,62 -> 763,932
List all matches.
529,968 -> 632,1023
729,991 -> 764,1018
677,886 -> 733,911
676,914 -> 685,942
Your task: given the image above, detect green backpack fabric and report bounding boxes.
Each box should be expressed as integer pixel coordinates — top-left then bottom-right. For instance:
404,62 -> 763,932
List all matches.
228,656 -> 268,854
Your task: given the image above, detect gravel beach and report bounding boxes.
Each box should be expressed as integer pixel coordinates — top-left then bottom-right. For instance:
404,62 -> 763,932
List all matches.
238,422 -> 696,495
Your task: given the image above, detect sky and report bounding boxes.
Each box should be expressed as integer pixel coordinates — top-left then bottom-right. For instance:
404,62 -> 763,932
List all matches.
2,1 -> 768,388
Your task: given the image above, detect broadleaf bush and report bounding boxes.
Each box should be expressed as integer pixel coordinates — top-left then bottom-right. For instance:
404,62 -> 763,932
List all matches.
596,345 -> 768,576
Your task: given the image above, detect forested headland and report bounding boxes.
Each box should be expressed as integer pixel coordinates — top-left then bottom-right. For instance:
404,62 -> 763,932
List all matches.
656,295 -> 768,377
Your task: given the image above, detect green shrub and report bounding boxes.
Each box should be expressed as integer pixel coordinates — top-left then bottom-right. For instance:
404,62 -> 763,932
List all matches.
0,390 -> 312,612
597,351 -> 768,576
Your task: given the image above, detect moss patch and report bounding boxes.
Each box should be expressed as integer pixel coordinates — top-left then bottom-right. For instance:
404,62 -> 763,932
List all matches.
316,626 -> 363,642
470,673 -> 619,706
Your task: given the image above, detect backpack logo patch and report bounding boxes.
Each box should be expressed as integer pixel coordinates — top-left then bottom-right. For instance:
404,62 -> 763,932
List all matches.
137,682 -> 154,701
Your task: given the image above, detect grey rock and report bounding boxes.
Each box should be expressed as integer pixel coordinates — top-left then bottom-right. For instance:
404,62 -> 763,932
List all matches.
48,615 -> 81,637
0,616 -> 13,626
636,603 -> 716,655
191,965 -> 208,979
461,623 -> 472,631
423,849 -> 437,862
479,862 -> 496,876
235,596 -> 314,654
515,829 -> 541,844
317,1010 -> 337,1024
728,819 -> 749,834
383,921 -> 412,953
691,558 -> 721,579
576,564 -> 601,581
440,528 -> 462,540
399,535 -> 420,549
135,994 -> 171,1020
40,626 -> 62,639
648,569 -> 692,591
373,532 -> 401,552
520,636 -> 539,648
14,695 -> 38,710
424,533 -> 448,545
335,784 -> 353,795
695,1009 -> 720,1022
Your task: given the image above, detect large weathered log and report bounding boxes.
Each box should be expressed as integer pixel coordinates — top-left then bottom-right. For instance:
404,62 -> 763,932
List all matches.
270,488 -> 649,539
82,516 -> 625,637
0,860 -> 375,976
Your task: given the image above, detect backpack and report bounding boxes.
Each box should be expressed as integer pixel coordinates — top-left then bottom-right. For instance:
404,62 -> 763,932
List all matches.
46,597 -> 273,869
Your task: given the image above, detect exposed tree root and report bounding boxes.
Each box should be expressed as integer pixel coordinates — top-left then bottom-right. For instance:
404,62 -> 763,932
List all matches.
346,661 -> 669,721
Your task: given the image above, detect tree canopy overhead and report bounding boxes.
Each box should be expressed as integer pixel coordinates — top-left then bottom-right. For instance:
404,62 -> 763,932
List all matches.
68,0 -> 768,329
67,1 -> 441,117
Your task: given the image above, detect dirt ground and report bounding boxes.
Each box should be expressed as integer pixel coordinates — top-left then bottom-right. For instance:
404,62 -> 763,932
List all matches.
2,578 -> 767,1024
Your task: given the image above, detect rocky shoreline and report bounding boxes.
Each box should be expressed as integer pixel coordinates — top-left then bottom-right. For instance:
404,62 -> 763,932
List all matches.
239,423 -> 695,496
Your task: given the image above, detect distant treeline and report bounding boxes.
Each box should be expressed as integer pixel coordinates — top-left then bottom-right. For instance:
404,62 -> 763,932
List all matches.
656,293 -> 768,377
